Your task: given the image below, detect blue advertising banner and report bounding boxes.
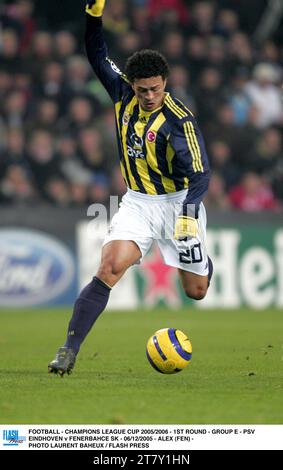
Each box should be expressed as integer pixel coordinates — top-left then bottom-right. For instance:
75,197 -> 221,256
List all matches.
0,228 -> 77,307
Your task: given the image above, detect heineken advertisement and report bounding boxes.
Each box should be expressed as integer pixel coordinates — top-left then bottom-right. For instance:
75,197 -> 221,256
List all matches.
77,221 -> 283,309
201,226 -> 283,308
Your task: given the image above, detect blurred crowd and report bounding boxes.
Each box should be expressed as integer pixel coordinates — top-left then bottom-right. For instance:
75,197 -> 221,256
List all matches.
0,0 -> 283,212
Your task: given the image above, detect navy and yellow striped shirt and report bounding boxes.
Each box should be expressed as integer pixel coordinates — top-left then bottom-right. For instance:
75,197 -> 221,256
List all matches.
85,15 -> 210,216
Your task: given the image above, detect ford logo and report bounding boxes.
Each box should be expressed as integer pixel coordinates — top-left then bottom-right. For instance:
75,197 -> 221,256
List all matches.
0,229 -> 75,307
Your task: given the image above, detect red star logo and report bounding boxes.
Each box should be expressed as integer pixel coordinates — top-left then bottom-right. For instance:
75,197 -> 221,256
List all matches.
140,243 -> 180,306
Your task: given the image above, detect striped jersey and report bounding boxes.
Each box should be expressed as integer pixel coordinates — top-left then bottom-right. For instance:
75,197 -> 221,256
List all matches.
85,15 -> 210,216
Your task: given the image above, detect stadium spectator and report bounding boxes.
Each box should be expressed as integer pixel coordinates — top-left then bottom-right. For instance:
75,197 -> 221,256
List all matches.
88,173 -> 110,203
26,98 -> 59,134
45,177 -> 70,206
70,181 -> 89,206
37,61 -> 69,112
189,1 -> 216,37
185,35 -> 207,80
228,69 -> 251,125
117,30 -> 142,65
206,36 -> 227,77
54,31 -> 77,63
215,9 -> 239,39
195,67 -> 224,125
0,70 -> 12,101
228,172 -> 280,211
0,164 -> 35,203
56,133 -> 92,192
129,4 -> 151,48
148,0 -> 189,26
95,107 -> 120,160
204,172 -> 231,210
61,97 -> 96,135
78,127 -> 111,175
161,31 -> 185,65
228,32 -> 254,76
2,127 -> 26,168
167,64 -> 195,110
103,0 -> 130,38
28,31 -> 54,79
0,0 -> 283,209
27,129 -> 60,196
259,40 -> 280,66
1,0 -> 36,52
209,140 -> 240,190
13,70 -> 32,100
13,0 -> 36,51
244,63 -> 283,129
2,90 -> 28,128
0,117 -> 7,152
0,28 -> 22,73
205,102 -> 237,145
249,127 -> 282,176
65,55 -> 90,94
271,163 -> 283,203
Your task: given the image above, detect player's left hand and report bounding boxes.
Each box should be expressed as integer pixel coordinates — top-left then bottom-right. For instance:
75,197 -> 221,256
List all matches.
85,0 -> 106,17
174,216 -> 198,240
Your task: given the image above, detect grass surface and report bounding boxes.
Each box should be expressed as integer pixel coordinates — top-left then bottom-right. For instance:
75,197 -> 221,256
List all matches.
0,308 -> 282,424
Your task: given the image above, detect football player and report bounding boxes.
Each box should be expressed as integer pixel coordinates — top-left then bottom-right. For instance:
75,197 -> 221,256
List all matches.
48,0 -> 213,375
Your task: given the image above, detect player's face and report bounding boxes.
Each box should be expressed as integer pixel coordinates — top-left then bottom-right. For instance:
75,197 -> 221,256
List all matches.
132,76 -> 167,112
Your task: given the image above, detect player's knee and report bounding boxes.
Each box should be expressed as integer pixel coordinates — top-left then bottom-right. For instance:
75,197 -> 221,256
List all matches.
184,284 -> 207,301
97,256 -> 125,281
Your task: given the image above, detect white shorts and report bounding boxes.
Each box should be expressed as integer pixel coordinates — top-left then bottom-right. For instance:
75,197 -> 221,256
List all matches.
103,189 -> 209,276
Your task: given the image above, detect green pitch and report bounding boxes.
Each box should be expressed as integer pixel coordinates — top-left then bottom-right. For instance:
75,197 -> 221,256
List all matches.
0,308 -> 282,424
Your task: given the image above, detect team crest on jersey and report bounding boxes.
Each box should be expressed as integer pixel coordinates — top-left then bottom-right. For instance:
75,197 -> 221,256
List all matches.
122,112 -> 130,125
146,130 -> 156,143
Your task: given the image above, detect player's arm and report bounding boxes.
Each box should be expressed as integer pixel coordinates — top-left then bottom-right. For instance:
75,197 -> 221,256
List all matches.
85,1 -> 128,102
170,117 -> 211,239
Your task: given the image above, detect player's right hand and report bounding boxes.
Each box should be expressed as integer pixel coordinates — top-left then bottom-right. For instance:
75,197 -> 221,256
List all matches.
85,0 -> 106,17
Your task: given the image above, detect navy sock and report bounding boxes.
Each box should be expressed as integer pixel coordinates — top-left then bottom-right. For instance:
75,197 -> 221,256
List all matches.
65,276 -> 111,355
207,256 -> 213,285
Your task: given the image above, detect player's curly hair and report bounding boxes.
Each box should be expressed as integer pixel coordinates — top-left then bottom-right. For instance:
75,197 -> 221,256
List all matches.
125,49 -> 170,83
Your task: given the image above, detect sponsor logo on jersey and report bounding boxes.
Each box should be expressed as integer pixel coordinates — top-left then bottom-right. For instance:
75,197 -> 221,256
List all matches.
127,133 -> 145,159
0,229 -> 75,307
146,130 -> 156,142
